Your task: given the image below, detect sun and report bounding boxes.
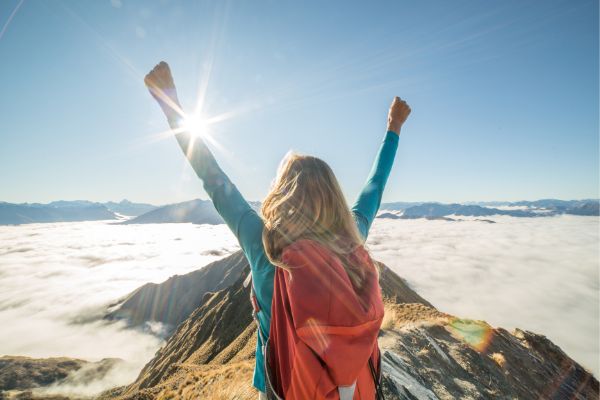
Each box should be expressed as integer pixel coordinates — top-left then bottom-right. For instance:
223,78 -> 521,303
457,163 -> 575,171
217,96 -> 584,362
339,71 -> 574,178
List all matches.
182,112 -> 210,137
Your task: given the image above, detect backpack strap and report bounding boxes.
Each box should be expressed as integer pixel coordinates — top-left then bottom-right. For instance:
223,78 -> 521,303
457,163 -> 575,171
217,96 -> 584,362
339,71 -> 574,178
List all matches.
369,353 -> 385,400
245,271 -> 283,400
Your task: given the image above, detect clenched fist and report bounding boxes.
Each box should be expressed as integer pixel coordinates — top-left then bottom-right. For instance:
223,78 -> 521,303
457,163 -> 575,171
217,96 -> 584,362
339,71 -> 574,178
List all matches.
387,96 -> 411,135
144,61 -> 182,120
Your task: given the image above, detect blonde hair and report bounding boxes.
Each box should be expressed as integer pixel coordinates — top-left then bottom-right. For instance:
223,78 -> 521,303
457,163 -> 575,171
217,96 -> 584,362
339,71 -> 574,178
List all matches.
261,151 -> 370,289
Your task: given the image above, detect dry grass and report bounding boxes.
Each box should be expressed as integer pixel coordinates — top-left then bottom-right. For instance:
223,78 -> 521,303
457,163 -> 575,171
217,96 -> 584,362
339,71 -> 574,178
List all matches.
416,346 -> 431,357
381,306 -> 397,330
383,302 -> 450,330
490,352 -> 506,368
147,361 -> 257,400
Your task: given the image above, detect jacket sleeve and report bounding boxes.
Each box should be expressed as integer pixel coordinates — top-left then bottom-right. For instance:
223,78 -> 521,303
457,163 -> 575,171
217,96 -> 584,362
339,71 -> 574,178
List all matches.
169,117 -> 264,266
281,241 -> 381,386
351,130 -> 399,241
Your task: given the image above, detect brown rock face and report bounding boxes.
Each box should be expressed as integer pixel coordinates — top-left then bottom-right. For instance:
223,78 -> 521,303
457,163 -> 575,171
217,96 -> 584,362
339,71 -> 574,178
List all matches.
106,251 -> 249,331
379,320 -> 598,399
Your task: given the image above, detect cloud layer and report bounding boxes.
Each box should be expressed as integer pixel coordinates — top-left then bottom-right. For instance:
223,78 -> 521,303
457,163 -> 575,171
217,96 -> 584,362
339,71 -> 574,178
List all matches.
0,221 -> 240,395
0,214 -> 597,396
367,214 -> 599,377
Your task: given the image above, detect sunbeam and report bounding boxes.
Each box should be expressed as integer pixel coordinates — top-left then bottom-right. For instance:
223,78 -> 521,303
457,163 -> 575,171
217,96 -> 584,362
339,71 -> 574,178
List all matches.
0,0 -> 24,41
58,2 -> 143,82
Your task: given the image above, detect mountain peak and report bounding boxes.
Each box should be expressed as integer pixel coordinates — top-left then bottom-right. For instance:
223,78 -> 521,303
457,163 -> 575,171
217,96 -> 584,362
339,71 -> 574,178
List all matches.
97,251 -> 598,399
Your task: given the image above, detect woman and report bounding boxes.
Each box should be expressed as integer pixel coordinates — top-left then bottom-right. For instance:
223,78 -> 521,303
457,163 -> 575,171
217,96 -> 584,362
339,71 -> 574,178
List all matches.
144,61 -> 411,399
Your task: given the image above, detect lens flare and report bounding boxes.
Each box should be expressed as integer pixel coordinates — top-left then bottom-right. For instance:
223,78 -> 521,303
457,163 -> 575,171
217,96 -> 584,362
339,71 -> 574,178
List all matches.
182,112 -> 210,138
446,318 -> 494,352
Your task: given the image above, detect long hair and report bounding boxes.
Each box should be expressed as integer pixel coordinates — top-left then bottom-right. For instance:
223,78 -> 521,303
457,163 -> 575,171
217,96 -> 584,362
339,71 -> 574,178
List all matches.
261,151 -> 371,289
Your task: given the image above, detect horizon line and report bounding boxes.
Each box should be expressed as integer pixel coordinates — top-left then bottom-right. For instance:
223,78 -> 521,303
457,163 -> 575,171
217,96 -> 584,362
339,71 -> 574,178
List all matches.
2,197 -> 599,207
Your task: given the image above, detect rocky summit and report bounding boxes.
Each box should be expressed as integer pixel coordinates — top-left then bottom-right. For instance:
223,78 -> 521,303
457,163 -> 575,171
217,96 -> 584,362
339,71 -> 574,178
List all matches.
98,251 -> 598,400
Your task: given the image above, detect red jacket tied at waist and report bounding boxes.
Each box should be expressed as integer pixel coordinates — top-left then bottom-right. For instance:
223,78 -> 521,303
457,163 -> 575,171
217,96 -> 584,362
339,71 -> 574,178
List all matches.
268,238 -> 385,399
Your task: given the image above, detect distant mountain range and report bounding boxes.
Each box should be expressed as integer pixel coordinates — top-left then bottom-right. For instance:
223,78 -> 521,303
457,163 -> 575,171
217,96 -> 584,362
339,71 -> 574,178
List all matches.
0,198 -> 597,225
378,203 -> 540,219
379,199 -> 599,218
0,200 -> 157,225
0,202 -> 117,225
381,198 -> 599,210
121,199 -> 262,225
103,200 -> 157,216
121,199 -> 224,225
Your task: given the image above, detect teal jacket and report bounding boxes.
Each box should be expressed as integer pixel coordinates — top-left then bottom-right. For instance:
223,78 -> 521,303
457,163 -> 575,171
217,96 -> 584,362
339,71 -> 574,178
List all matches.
170,122 -> 399,392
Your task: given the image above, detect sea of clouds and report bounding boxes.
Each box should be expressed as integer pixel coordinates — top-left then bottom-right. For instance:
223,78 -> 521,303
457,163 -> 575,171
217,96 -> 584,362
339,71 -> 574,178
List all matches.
366,214 -> 599,378
0,221 -> 240,396
0,214 -> 597,396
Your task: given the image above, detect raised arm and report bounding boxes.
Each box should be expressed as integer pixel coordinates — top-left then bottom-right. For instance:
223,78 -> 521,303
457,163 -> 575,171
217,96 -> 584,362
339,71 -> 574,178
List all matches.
352,97 -> 411,240
144,62 -> 264,263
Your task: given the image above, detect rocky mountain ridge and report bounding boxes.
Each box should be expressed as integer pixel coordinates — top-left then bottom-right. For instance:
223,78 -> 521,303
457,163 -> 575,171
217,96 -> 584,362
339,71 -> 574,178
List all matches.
100,251 -> 598,400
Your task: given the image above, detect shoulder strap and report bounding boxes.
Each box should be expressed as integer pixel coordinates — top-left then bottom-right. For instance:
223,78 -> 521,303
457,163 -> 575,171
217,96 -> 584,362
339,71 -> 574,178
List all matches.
369,354 -> 385,400
246,271 -> 283,400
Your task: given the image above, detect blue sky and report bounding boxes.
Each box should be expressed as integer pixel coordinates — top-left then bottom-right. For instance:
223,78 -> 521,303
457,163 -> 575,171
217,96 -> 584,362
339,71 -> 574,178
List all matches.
0,0 -> 597,205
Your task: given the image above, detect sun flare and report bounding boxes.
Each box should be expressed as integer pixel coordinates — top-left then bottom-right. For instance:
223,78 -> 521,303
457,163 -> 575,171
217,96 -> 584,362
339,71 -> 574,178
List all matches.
182,112 -> 210,138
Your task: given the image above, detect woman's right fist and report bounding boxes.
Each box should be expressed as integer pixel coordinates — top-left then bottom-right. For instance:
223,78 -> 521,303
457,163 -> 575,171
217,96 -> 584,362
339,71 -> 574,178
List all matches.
144,61 -> 181,119
387,96 -> 411,135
